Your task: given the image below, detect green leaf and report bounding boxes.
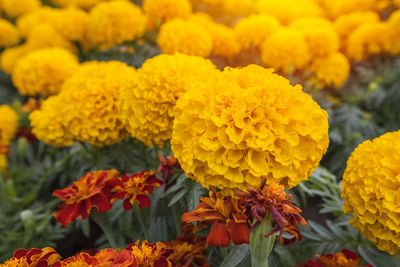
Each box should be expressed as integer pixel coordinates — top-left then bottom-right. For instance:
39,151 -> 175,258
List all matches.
168,187 -> 189,207
219,244 -> 250,267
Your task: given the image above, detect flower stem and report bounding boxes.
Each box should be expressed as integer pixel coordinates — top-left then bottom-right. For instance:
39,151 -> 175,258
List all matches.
250,214 -> 276,267
134,203 -> 149,240
91,209 -> 117,248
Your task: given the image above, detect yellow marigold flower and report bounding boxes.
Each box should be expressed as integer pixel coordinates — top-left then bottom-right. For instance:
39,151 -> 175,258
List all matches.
234,14 -> 281,50
54,8 -> 89,42
171,65 -> 329,194
261,27 -> 311,74
12,48 -> 79,96
157,18 -> 213,57
29,96 -> 74,147
319,0 -> 390,19
290,17 -> 339,58
342,130 -> 400,257
143,0 -> 192,30
0,105 -> 19,145
2,0 -> 41,18
334,11 -> 380,41
16,7 -> 58,38
384,10 -> 400,56
309,52 -> 350,89
26,23 -> 76,52
86,0 -> 146,49
51,0 -> 107,10
120,53 -> 218,147
345,22 -> 390,61
0,154 -> 7,174
256,0 -> 324,25
0,19 -> 20,48
0,45 -> 32,74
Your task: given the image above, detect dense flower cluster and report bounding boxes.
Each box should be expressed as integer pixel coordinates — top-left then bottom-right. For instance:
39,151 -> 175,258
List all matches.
30,61 -> 134,147
53,169 -> 163,227
143,0 -> 192,30
2,0 -> 41,18
342,130 -> 400,257
299,249 -> 372,267
120,53 -> 218,147
12,48 -> 79,96
0,105 -> 19,145
172,65 -> 329,193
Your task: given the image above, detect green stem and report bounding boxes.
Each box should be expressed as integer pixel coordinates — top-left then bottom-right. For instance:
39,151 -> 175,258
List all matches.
134,203 -> 149,240
172,204 -> 182,236
91,209 -> 117,248
250,214 -> 276,267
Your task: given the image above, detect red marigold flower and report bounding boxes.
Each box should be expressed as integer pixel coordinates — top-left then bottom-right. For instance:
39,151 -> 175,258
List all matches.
164,223 -> 209,267
237,180 -> 307,245
3,247 -> 61,266
53,249 -> 119,267
107,171 -> 163,211
158,153 -> 181,183
111,240 -> 175,267
16,127 -> 37,143
53,170 -> 120,227
298,248 -> 373,267
182,191 -> 250,247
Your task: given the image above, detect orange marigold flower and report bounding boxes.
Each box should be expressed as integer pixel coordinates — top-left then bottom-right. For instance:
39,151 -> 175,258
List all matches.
108,171 -> 163,211
182,191 -> 250,247
237,181 -> 307,245
53,249 -> 119,267
298,248 -> 372,267
21,98 -> 42,113
112,241 -> 175,267
0,142 -> 8,156
3,247 -> 61,266
164,223 -> 209,267
53,170 -> 120,227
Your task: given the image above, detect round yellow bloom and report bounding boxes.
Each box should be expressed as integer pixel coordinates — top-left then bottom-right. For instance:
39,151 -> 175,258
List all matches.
0,105 -> 19,145
309,52 -> 350,89
319,0 -> 389,19
290,17 -> 339,58
171,65 -> 329,193
51,0 -> 107,10
53,8 -> 89,42
334,11 -> 380,41
0,45 -> 32,74
29,96 -> 75,147
86,0 -> 146,49
26,23 -> 76,52
261,28 -> 311,74
2,0 -> 41,18
0,19 -> 20,48
120,53 -> 218,147
16,7 -> 58,38
143,0 -> 192,30
157,18 -> 213,57
12,48 -> 79,96
234,14 -> 281,50
383,10 -> 400,56
342,131 -> 400,257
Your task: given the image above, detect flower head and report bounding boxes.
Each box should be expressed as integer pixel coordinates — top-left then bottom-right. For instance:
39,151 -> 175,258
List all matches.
157,19 -> 213,57
182,190 -> 250,247
342,130 -> 400,257
2,247 -> 61,266
112,241 -> 175,267
143,0 -> 192,30
108,171 -> 163,211
53,170 -> 120,227
172,65 -> 329,194
53,7 -> 89,43
16,7 -> 58,38
86,0 -> 146,49
50,0 -> 108,10
0,45 -> 33,74
298,249 -> 372,267
12,48 -> 79,96
2,0 -> 41,18
53,249 -> 119,267
120,53 -> 218,147
0,19 -> 20,48
0,105 -> 19,145
158,154 -> 181,183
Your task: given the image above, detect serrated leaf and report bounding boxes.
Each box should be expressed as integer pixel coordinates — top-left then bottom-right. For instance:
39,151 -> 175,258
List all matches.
219,244 -> 249,267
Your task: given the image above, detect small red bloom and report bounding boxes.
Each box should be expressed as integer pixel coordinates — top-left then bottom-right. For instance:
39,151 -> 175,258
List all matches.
8,247 -> 61,266
107,171 -> 163,210
158,154 -> 181,183
16,127 -> 37,143
298,249 -> 373,267
53,170 -> 120,227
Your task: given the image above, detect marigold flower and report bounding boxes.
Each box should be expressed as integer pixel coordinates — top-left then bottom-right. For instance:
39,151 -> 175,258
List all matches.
157,19 -> 213,57
26,23 -> 76,52
12,48 -> 79,96
164,223 -> 209,267
112,241 -> 175,267
53,7 -> 89,43
2,247 -> 61,266
309,52 -> 350,89
182,190 -> 250,247
172,65 -> 329,193
0,105 -> 19,145
0,19 -> 20,48
53,249 -> 119,266
298,249 -> 372,267
86,0 -> 146,49
342,131 -> 400,257
120,53 -> 218,147
143,0 -> 192,30
107,171 -> 163,210
16,7 -> 58,38
319,0 -> 389,19
2,0 -> 41,18
384,10 -> 400,56
261,28 -> 311,74
234,14 -> 281,50
158,154 -> 181,183
53,170 -> 120,227
21,98 -> 42,113
51,0 -> 107,10
0,45 -> 33,74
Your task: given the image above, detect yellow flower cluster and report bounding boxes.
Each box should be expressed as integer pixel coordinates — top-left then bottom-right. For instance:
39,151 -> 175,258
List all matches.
0,19 -> 20,48
143,0 -> 192,30
30,61 -> 134,147
51,0 -> 109,10
342,131 -> 400,257
2,0 -> 41,18
120,53 -> 218,147
0,105 -> 19,145
12,48 -> 79,96
171,65 -> 329,194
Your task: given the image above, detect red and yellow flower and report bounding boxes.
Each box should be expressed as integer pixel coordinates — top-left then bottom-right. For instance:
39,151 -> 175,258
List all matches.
182,191 -> 250,247
53,170 -> 120,227
157,154 -> 181,183
2,247 -> 61,266
298,249 -> 372,267
53,249 -> 119,267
